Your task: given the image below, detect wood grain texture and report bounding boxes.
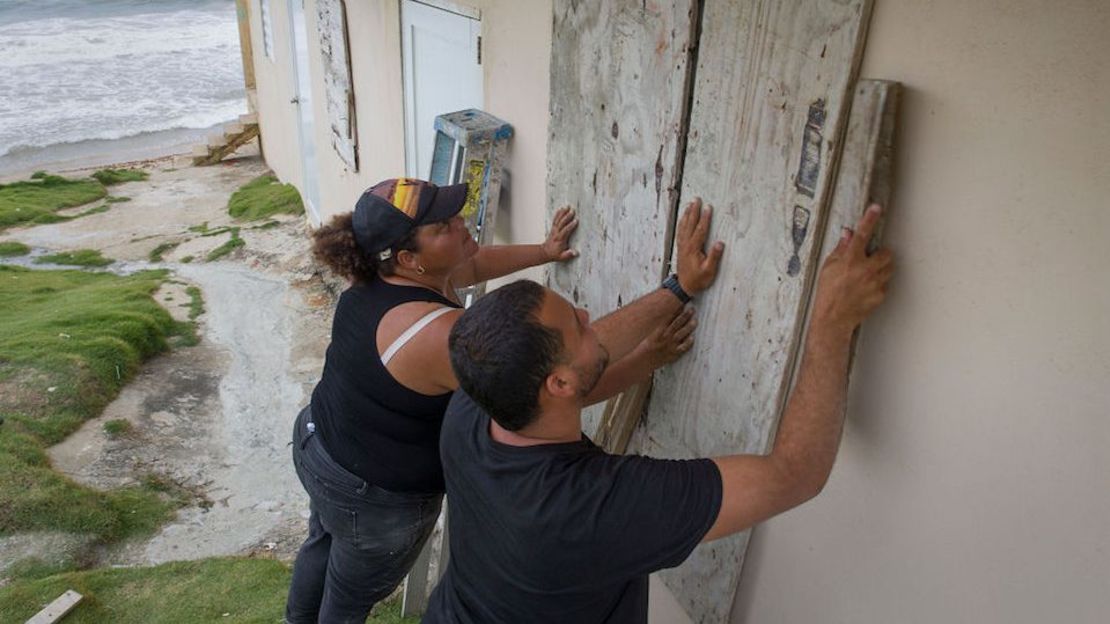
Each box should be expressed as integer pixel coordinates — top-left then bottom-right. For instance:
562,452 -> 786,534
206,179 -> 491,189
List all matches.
823,80 -> 899,259
815,79 -> 900,370
317,0 -> 358,170
630,1 -> 875,621
546,0 -> 698,435
25,590 -> 82,624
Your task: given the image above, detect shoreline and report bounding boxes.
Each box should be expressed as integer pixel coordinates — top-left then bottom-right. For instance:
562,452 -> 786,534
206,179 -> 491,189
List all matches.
0,122 -> 238,183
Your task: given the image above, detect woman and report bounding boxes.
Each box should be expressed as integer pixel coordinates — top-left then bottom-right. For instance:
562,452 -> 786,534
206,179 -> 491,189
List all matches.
284,177 -> 580,623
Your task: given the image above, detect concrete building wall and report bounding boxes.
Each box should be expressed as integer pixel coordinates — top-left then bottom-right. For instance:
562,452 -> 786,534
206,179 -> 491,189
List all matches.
730,1 -> 1110,621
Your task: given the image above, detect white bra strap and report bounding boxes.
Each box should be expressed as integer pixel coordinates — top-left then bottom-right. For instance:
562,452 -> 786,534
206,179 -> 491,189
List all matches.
380,306 -> 454,367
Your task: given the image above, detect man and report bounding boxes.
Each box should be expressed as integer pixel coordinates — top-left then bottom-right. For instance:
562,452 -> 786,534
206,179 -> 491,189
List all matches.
424,201 -> 894,623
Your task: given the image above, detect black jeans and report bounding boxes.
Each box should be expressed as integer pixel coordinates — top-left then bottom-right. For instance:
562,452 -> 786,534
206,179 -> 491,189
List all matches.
285,406 -> 442,623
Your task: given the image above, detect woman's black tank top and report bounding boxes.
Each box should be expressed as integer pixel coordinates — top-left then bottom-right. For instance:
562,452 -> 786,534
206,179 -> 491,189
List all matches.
310,276 -> 460,493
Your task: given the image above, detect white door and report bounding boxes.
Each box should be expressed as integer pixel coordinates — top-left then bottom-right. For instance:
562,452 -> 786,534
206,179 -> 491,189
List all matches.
288,0 -> 321,223
401,1 -> 483,179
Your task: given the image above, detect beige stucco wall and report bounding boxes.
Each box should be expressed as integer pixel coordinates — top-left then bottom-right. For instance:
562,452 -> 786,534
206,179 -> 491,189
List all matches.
250,0 -> 552,249
299,0 -> 408,222
249,0 -> 305,193
731,1 -> 1110,622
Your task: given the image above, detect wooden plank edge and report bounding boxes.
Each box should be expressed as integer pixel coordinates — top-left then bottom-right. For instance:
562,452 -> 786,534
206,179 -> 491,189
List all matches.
25,589 -> 82,624
731,77 -> 900,614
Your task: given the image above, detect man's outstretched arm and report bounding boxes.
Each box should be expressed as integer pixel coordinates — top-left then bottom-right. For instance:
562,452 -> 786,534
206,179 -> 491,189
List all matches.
584,306 -> 696,405
703,204 -> 894,541
590,198 -> 725,363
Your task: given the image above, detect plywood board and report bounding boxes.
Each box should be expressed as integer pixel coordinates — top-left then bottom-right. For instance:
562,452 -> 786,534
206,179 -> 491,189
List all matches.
822,79 -> 899,261
317,0 -> 358,170
631,1 -> 875,621
813,79 -> 900,369
546,0 -> 698,435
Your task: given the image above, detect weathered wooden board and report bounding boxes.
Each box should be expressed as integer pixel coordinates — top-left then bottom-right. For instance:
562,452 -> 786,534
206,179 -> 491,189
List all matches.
546,0 -> 698,435
26,589 -> 82,624
630,1 -> 875,622
317,0 -> 358,170
813,79 -> 900,367
822,80 -> 899,263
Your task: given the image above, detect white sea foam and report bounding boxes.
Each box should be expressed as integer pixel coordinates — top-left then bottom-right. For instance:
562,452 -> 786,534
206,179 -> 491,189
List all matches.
0,0 -> 247,160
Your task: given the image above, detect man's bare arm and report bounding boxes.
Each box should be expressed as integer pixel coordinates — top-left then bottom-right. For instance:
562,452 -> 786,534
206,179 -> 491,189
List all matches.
585,307 -> 696,405
591,199 -> 724,362
703,205 -> 894,541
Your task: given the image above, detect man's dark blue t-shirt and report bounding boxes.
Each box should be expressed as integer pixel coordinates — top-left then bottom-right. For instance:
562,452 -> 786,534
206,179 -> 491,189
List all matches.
423,391 -> 723,624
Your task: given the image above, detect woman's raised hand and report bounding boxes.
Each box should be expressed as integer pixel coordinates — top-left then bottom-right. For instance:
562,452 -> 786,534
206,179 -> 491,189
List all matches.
543,206 -> 580,262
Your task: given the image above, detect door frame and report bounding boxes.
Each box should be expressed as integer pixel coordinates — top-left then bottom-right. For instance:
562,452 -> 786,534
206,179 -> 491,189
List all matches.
286,0 -> 321,224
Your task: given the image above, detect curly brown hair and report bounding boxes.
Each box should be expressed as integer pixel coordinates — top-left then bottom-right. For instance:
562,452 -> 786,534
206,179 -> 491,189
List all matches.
311,213 -> 419,283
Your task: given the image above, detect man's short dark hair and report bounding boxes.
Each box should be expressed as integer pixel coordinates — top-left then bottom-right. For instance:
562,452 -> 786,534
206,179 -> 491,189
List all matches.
448,280 -> 565,431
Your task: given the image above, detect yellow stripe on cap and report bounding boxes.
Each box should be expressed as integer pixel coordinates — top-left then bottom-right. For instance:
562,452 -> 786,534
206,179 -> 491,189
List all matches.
392,178 -> 421,218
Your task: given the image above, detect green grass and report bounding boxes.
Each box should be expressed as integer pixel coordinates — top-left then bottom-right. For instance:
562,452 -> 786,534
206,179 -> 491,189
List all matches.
91,168 -> 148,186
0,265 -> 194,540
188,222 -> 240,238
72,204 -> 110,219
102,419 -> 132,437
148,241 -> 179,263
184,286 -> 204,320
105,196 -> 131,204
250,219 -> 281,230
179,255 -> 194,264
0,173 -> 107,231
227,174 -> 304,221
205,229 -> 244,261
34,249 -> 114,267
0,241 -> 31,257
0,558 -> 417,624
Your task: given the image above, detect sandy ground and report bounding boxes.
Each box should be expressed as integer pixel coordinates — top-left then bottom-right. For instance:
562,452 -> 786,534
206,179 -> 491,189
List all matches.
0,149 -> 340,573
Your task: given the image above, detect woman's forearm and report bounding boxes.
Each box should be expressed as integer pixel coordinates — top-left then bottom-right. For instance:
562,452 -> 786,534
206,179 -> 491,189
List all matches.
454,245 -> 551,287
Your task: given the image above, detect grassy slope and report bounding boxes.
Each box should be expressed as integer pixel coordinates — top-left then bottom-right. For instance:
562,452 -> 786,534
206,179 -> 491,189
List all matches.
0,175 -> 106,230
34,249 -> 114,267
227,175 -> 304,221
0,266 -> 194,539
0,558 -> 417,623
0,241 -> 31,257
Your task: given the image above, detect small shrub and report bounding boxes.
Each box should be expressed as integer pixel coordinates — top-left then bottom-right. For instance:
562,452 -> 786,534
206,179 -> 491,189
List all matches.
91,168 -> 149,186
103,419 -> 133,437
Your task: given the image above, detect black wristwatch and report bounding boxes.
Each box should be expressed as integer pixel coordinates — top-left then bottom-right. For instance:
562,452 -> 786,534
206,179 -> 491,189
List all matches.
661,273 -> 692,304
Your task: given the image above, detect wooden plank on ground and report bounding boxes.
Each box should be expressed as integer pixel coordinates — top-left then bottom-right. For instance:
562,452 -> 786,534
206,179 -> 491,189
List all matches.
631,1 -> 875,622
25,590 -> 82,624
545,0 -> 698,437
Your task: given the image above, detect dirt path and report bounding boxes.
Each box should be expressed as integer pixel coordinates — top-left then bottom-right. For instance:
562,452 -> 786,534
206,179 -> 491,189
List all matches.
1,154 -> 336,570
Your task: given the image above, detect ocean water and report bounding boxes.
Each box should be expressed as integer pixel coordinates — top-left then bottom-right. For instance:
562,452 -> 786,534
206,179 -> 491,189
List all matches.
0,0 -> 247,174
